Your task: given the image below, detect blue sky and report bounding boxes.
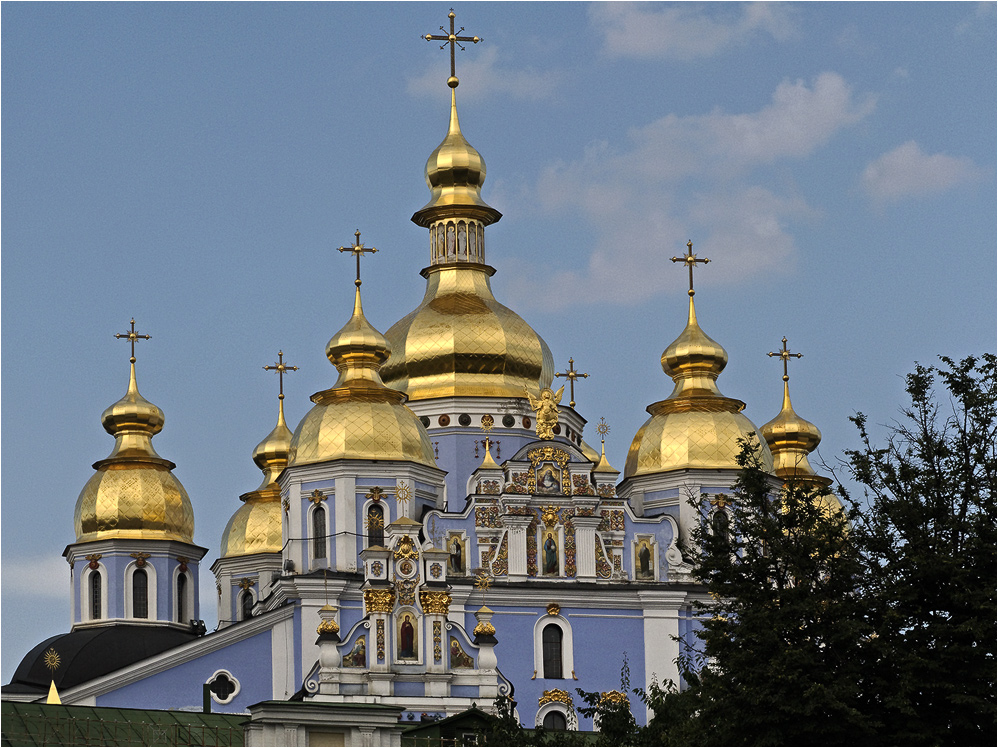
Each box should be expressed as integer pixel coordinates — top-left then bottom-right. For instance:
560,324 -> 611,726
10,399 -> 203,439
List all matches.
2,2 -> 994,682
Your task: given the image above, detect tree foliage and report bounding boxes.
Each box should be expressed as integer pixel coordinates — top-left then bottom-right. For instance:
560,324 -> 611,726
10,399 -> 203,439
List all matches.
843,354 -> 996,744
485,355 -> 996,746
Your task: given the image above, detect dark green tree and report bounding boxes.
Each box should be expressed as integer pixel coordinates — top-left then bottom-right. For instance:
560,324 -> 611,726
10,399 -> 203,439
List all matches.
844,354 -> 996,745
660,441 -> 878,745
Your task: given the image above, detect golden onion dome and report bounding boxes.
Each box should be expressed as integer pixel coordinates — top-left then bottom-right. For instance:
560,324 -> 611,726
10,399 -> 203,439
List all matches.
381,265 -> 555,400
383,80 -> 552,400
625,296 -> 773,477
760,380 -> 823,481
289,286 -> 436,467
412,88 -> 501,228
221,396 -> 292,557
75,361 -> 194,543
221,496 -> 282,557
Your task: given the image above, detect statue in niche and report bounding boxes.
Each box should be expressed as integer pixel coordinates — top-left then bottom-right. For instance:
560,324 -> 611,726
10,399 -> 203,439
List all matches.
635,540 -> 654,580
450,637 -> 474,669
525,386 -> 565,440
399,614 -> 416,659
543,532 -> 559,575
342,636 -> 366,668
448,534 -> 464,575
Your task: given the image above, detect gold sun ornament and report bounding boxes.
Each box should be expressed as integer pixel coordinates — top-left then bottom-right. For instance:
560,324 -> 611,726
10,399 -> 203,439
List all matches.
364,512 -> 384,532
43,648 -> 61,672
480,414 -> 494,433
596,417 -> 610,439
394,483 -> 412,508
473,568 -> 493,600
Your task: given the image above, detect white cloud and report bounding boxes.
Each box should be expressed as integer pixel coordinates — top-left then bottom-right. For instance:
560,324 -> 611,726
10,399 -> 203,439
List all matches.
2,556 -> 70,600
406,46 -> 562,101
512,73 -> 871,309
862,141 -> 981,203
590,1 -> 796,60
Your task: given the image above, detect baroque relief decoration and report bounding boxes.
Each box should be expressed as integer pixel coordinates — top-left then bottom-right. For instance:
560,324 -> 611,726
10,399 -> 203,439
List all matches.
419,590 -> 452,616
364,588 -> 395,615
595,537 -> 612,579
394,535 -> 419,561
538,688 -> 574,707
526,447 -> 571,494
490,532 -> 509,576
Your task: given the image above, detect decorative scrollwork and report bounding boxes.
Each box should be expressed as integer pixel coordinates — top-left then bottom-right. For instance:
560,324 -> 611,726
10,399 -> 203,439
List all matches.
539,688 -> 574,707
394,535 -> 419,561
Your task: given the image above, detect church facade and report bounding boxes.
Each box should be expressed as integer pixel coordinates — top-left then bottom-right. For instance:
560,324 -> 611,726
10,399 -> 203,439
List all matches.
3,13 -> 835,734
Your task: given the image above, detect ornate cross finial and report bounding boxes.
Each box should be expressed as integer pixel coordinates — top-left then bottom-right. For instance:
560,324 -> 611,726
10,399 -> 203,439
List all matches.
709,493 -> 732,509
337,230 -> 378,288
670,240 -> 710,297
365,487 -> 386,503
767,337 -> 803,382
309,489 -> 327,504
423,9 -> 482,89
555,358 -> 589,409
43,648 -> 61,673
395,483 -> 412,509
264,350 -> 298,401
114,318 -> 151,363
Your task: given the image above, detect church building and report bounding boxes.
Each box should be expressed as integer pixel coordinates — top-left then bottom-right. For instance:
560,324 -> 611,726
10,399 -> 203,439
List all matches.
3,11 -> 837,737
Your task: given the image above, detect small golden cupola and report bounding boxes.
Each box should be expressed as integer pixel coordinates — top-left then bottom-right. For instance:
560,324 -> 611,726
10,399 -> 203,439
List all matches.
221,352 -> 296,557
380,14 -> 554,401
625,243 -> 773,477
74,320 -> 195,543
760,338 -> 840,513
289,233 -> 436,467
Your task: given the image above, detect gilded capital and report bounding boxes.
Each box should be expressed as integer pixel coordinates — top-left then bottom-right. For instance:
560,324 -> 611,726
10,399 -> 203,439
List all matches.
420,590 -> 452,616
364,588 -> 396,614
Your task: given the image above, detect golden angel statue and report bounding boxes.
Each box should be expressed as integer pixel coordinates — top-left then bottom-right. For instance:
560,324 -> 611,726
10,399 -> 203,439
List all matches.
525,386 -> 565,440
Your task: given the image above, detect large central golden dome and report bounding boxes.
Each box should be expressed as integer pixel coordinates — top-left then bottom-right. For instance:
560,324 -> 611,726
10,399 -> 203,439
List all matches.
381,265 -> 554,400
381,87 -> 553,400
75,360 -> 194,543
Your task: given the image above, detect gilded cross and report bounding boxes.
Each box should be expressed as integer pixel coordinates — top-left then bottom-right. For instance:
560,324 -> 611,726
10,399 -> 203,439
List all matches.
555,358 -> 589,408
309,489 -> 326,504
768,337 -> 802,382
263,350 -> 298,401
671,240 -> 710,297
365,487 -> 386,503
337,230 -> 377,287
423,9 -> 482,87
709,493 -> 732,509
114,318 -> 151,363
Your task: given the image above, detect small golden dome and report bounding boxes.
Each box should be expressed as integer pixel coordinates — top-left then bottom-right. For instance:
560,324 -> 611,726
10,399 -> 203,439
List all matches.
220,497 -> 282,557
381,265 -> 554,400
412,89 -> 501,228
75,361 -> 194,543
289,287 -> 436,467
221,396 -> 292,558
250,399 -> 293,491
625,297 -> 773,477
760,380 -> 823,481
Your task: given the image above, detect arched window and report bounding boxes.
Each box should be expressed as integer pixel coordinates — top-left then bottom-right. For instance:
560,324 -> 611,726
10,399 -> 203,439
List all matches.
712,510 -> 730,547
313,504 -> 327,560
542,624 -> 563,679
240,590 -> 253,621
176,573 -> 187,623
132,568 -> 148,618
367,504 -> 385,547
543,712 -> 567,731
90,572 -> 102,620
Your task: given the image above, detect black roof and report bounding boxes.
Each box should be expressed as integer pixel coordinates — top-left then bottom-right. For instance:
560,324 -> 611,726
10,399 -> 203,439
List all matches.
2,625 -> 198,695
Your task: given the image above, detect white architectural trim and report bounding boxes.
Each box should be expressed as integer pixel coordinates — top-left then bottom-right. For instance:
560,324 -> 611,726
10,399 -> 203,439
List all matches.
206,669 -> 241,705
536,701 -> 578,731
532,614 -> 574,680
237,585 -> 257,622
